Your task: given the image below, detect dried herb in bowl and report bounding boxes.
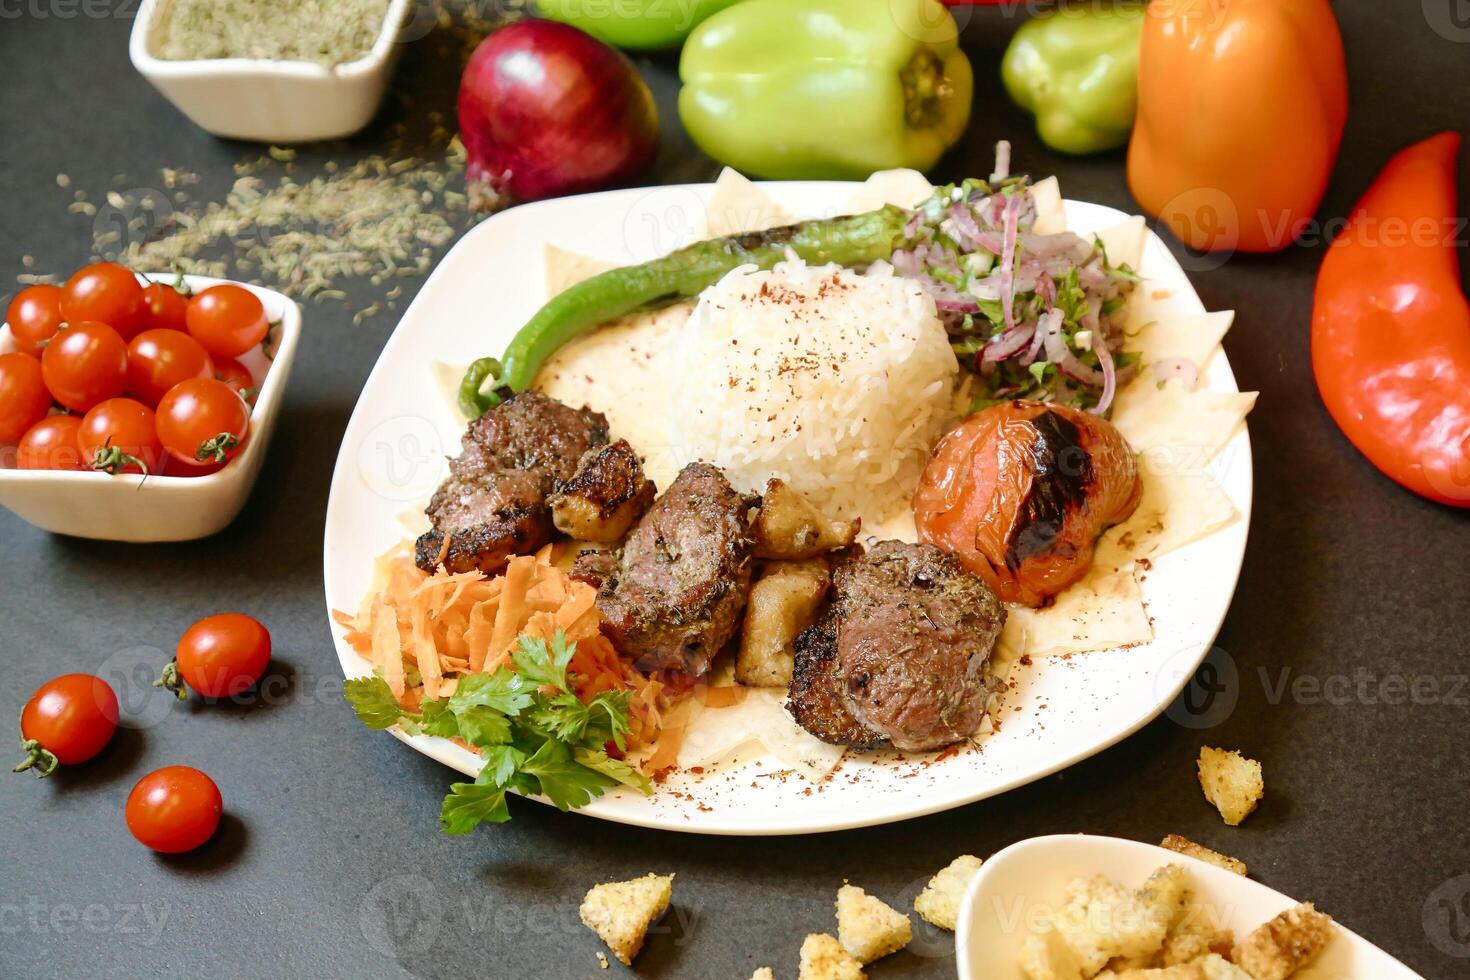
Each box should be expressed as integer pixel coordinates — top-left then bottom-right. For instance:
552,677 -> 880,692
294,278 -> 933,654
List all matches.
156,0 -> 395,68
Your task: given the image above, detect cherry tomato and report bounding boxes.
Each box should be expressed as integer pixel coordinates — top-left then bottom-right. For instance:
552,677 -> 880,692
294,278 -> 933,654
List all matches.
170,458 -> 225,478
161,613 -> 272,700
156,378 -> 249,466
125,766 -> 223,853
40,320 -> 128,412
60,262 -> 145,339
6,284 -> 65,353
213,356 -> 257,405
127,328 -> 214,406
0,352 -> 53,443
78,398 -> 164,475
186,285 -> 268,358
17,414 -> 85,471
14,674 -> 119,776
141,280 -> 190,332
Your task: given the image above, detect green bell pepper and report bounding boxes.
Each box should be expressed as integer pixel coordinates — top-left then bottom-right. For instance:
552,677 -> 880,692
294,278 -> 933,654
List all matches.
1001,3 -> 1145,155
678,0 -> 973,180
535,0 -> 746,50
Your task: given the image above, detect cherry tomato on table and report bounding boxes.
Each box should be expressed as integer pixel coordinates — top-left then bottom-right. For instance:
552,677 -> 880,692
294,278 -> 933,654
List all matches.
6,284 -> 65,353
17,414 -> 85,470
0,351 -> 53,443
13,674 -> 119,777
160,613 -> 272,699
156,377 -> 249,466
78,397 -> 164,475
213,356 -> 257,405
186,284 -> 268,359
60,262 -> 145,340
125,766 -> 223,853
127,328 -> 213,406
141,279 -> 190,332
40,320 -> 128,412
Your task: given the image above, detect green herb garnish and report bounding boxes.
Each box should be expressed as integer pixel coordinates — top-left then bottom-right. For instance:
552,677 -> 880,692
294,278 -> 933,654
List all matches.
344,631 -> 652,834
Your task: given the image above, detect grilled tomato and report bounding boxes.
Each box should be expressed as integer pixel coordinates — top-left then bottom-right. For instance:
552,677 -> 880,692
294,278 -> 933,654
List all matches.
913,400 -> 1141,607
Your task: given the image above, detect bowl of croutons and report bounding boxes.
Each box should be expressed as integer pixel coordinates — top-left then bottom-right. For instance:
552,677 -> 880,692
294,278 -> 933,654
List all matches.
954,834 -> 1420,980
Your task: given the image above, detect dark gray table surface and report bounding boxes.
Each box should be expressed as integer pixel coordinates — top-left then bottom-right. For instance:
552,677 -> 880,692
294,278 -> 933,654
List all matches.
2,4 -> 1468,979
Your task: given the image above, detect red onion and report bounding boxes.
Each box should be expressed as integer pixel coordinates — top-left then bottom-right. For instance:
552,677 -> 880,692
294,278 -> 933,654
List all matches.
1091,330 -> 1118,415
998,195 -> 1020,333
982,320 -> 1036,363
1152,357 -> 1200,390
458,21 -> 660,209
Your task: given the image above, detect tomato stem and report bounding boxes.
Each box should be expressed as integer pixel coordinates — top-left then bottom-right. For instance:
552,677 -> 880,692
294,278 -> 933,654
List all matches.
155,660 -> 189,702
89,442 -> 150,477
13,736 -> 59,777
195,433 -> 238,464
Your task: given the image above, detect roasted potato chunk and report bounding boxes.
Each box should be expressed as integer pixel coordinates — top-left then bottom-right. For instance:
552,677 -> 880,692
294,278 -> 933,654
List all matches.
752,479 -> 859,559
736,559 -> 830,687
550,439 -> 656,544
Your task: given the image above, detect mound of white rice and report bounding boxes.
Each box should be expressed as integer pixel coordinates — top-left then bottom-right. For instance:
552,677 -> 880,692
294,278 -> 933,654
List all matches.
670,259 -> 958,520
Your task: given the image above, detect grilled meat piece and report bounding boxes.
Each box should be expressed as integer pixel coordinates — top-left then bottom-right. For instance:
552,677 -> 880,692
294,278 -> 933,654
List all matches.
549,439 -> 656,544
913,400 -> 1141,607
583,463 -> 756,675
787,612 -> 888,751
832,541 -> 1005,752
415,392 -> 608,574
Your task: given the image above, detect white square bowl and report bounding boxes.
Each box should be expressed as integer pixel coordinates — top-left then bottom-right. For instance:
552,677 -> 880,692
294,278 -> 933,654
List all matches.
128,0 -> 411,143
0,275 -> 300,542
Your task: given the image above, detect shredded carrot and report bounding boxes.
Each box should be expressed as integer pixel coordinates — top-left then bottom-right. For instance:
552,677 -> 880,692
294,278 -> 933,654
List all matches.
335,547 -> 669,751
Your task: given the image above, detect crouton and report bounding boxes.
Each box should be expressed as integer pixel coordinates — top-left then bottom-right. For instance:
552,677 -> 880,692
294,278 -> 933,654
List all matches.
1020,924 -> 1086,980
835,884 -> 912,963
1160,835 -> 1248,876
1096,953 -> 1250,980
1054,867 -> 1187,975
1197,747 -> 1264,826
750,969 -> 775,980
913,854 -> 983,930
1159,902 -> 1234,967
752,479 -> 859,559
737,559 -> 830,687
578,872 -> 674,966
798,933 -> 866,980
1231,903 -> 1334,980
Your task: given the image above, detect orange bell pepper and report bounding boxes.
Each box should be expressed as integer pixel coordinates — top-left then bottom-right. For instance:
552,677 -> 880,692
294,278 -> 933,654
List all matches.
1128,0 -> 1348,253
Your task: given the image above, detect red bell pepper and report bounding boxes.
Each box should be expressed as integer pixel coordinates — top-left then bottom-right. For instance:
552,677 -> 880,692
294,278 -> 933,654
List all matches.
1311,132 -> 1470,506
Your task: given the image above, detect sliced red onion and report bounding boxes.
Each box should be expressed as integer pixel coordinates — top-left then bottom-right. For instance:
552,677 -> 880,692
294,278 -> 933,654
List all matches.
982,320 -> 1036,363
890,248 -> 921,278
999,196 -> 1020,334
935,297 -> 981,313
993,140 -> 1011,182
1091,330 -> 1118,415
1151,357 -> 1200,391
1044,321 -> 1105,387
949,203 -> 985,251
1022,308 -> 1061,366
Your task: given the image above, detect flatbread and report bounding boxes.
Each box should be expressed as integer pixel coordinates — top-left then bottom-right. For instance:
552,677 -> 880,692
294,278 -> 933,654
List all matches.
844,168 -> 935,212
1125,311 -> 1235,372
1005,562 -> 1152,658
545,243 -> 614,296
706,167 -> 794,237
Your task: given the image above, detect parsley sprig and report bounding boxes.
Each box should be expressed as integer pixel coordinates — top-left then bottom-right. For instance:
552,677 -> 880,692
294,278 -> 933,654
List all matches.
343,631 -> 652,833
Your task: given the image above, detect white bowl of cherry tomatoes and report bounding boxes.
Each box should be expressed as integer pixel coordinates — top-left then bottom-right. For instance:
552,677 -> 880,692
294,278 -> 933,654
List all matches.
0,263 -> 300,541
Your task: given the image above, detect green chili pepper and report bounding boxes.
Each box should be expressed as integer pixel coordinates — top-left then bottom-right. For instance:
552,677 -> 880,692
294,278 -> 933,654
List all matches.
458,207 -> 910,418
1001,3 -> 1145,156
534,0 -> 746,50
677,0 -> 973,180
